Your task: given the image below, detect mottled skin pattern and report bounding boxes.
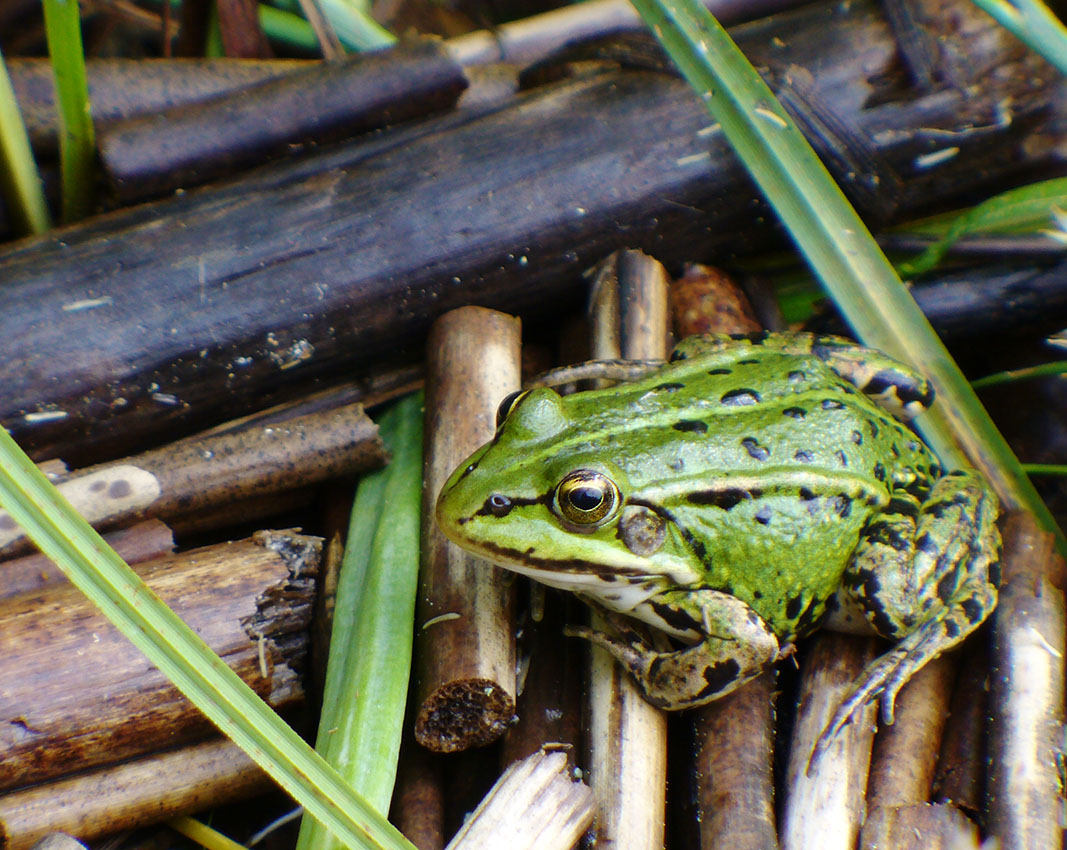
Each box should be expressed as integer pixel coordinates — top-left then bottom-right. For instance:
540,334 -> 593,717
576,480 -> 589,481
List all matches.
436,332 -> 1001,750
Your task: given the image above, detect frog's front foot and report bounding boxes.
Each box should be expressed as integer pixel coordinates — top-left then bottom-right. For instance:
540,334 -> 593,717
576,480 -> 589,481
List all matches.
565,589 -> 780,710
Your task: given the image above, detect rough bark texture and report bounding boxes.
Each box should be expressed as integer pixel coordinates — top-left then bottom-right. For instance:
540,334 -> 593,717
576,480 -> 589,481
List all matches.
0,531 -> 320,789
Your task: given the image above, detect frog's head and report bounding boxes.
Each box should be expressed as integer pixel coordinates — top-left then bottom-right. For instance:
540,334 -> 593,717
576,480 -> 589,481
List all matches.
436,387 -> 702,593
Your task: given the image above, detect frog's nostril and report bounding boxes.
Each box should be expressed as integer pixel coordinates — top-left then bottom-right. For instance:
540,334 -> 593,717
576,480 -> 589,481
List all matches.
485,494 -> 513,517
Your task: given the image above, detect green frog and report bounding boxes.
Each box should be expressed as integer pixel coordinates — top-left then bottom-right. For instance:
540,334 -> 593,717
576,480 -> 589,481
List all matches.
435,332 -> 1000,752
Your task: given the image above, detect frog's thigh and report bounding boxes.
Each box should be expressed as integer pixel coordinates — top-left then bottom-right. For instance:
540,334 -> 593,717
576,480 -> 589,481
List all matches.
834,469 -> 1000,728
571,588 -> 781,710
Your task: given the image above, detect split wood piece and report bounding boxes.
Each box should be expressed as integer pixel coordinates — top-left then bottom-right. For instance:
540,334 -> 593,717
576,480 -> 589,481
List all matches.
931,641 -> 989,815
987,513 -> 1067,850
859,654 -> 962,849
444,748 -> 593,850
780,634 -> 880,850
415,306 -> 519,752
671,265 -> 777,850
586,249 -> 670,849
0,403 -> 383,559
0,0 -> 1054,467
693,672 -> 779,850
0,519 -> 174,599
856,804 -> 980,850
99,38 -> 468,202
0,530 -> 320,790
7,58 -> 312,157
0,737 -> 270,850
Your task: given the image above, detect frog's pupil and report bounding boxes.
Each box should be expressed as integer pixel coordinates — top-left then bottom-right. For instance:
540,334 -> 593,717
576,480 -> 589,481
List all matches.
569,486 -> 604,512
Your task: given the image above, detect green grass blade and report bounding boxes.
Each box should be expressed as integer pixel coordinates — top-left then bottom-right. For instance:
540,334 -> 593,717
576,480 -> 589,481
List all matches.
629,0 -> 1065,547
0,46 -> 51,235
898,177 -> 1067,276
968,0 -> 1067,76
316,0 -> 396,50
41,0 -> 95,222
0,425 -> 416,850
971,360 -> 1067,389
298,393 -> 423,850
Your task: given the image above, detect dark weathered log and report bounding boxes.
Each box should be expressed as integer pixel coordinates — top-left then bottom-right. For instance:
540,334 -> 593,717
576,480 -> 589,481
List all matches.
0,738 -> 270,850
809,259 -> 1067,343
8,58 -> 312,157
99,39 -> 468,202
0,0 -> 1055,465
0,403 -> 383,557
0,530 -> 319,790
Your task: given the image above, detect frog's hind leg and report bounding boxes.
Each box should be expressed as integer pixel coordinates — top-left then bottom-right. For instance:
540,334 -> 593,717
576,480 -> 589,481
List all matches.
566,588 -> 783,710
821,469 -> 1000,752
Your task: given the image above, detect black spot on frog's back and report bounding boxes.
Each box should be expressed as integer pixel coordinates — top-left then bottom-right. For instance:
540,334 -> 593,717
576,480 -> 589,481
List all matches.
721,388 -> 761,406
673,420 -> 708,434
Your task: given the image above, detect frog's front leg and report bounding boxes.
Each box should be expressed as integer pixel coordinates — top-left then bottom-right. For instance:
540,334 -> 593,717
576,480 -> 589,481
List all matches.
567,588 -> 782,710
820,469 -> 1000,753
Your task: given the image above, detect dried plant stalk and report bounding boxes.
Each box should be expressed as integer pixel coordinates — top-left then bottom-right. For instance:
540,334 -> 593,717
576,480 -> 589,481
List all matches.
0,403 -> 384,558
780,634 -> 879,850
987,513 -> 1066,850
931,642 -> 989,815
586,249 -> 670,848
0,738 -> 269,850
415,306 -> 520,752
445,749 -> 593,850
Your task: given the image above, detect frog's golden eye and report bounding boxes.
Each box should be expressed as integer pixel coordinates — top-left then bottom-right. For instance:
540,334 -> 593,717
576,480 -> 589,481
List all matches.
496,390 -> 529,429
554,470 -> 620,528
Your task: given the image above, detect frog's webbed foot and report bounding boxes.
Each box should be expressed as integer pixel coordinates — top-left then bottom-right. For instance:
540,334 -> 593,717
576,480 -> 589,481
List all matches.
566,589 -> 780,710
816,467 -> 1000,766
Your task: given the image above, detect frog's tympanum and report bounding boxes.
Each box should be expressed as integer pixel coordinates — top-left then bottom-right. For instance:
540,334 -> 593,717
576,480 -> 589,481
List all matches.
436,332 -> 1000,750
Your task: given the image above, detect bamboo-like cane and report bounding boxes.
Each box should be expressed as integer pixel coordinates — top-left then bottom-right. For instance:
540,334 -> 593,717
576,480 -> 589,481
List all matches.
780,634 -> 879,850
585,249 -> 670,848
415,306 -> 520,752
987,513 -> 1066,850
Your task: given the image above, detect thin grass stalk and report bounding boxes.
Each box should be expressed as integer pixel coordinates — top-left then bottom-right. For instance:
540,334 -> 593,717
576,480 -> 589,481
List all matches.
627,0 -> 1064,548
298,393 -> 424,850
0,47 -> 50,235
0,425 -> 416,850
41,0 -> 95,222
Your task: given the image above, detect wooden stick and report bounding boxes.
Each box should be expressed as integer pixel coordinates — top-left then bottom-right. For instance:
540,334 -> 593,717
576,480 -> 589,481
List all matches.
931,641 -> 989,815
0,738 -> 270,850
0,403 -> 383,558
0,518 -> 174,599
780,634 -> 879,850
415,306 -> 519,752
0,530 -> 319,789
987,513 -> 1066,850
586,249 -> 670,849
445,749 -> 593,850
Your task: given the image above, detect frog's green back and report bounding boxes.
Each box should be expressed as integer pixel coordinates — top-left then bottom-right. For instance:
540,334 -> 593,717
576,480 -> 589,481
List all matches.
437,336 -> 942,640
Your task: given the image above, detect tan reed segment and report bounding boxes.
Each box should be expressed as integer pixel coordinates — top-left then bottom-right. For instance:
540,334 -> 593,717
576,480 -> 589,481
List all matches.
987,513 -> 1066,850
780,634 -> 879,850
415,306 -> 520,752
585,249 -> 670,849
